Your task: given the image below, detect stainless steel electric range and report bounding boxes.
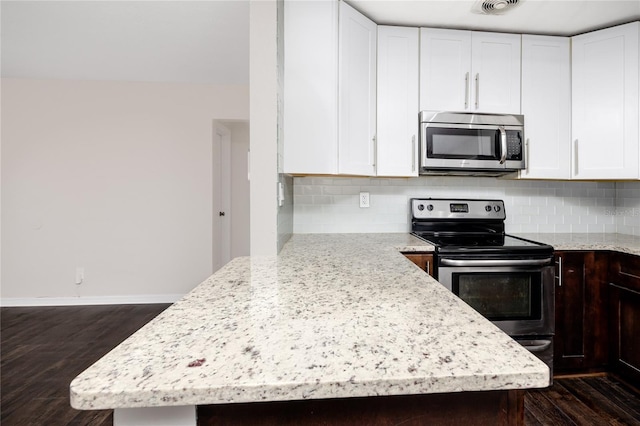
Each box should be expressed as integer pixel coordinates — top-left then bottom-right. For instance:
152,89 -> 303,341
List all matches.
411,198 -> 554,382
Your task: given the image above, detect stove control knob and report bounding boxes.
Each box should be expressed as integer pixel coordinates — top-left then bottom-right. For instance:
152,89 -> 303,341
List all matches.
485,205 -> 492,212
494,205 -> 501,212
417,204 -> 425,211
426,204 -> 434,211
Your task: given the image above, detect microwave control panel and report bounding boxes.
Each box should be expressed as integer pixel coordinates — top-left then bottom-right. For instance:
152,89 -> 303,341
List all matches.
506,132 -> 523,160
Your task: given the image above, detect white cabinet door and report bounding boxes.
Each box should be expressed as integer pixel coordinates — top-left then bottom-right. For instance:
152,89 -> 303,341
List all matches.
471,32 -> 521,114
283,0 -> 338,175
420,28 -> 471,112
520,35 -> 571,179
338,1 -> 377,176
376,26 -> 419,177
572,22 -> 639,179
420,28 -> 520,114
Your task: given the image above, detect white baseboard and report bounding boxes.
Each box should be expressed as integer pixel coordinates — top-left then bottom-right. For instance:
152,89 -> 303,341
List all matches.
0,294 -> 184,307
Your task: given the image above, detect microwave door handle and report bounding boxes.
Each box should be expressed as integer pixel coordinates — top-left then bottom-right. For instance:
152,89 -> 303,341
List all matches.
498,125 -> 507,164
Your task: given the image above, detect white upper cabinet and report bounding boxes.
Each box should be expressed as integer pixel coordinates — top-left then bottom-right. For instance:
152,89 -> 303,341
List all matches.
283,0 -> 338,175
520,35 -> 571,180
470,32 -> 521,114
376,26 -> 419,177
572,22 -> 639,180
420,28 -> 471,112
420,28 -> 521,114
338,1 -> 377,176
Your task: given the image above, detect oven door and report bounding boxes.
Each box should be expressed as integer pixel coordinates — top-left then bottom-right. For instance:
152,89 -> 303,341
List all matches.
438,259 -> 554,336
421,123 -> 524,171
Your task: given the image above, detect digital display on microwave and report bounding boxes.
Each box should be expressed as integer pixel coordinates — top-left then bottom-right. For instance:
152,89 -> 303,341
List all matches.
450,203 -> 469,213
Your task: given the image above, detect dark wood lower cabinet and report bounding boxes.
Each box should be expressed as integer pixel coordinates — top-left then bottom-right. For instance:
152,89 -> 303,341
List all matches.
553,251 -> 609,372
402,252 -> 434,276
198,390 -> 524,426
608,252 -> 640,386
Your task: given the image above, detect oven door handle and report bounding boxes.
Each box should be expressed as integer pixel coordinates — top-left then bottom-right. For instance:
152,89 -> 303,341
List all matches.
518,340 -> 552,353
439,258 -> 553,267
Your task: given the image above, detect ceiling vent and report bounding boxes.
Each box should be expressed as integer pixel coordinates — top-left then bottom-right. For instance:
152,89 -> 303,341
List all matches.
472,0 -> 523,15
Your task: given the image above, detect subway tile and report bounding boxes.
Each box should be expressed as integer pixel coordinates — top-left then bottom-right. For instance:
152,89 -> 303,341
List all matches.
292,178 -> 640,236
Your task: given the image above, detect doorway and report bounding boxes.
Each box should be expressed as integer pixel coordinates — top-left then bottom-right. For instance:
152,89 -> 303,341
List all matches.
212,121 -> 231,272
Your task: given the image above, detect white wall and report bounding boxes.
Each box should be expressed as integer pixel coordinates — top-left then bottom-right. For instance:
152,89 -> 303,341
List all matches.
1,78 -> 249,303
292,176 -> 640,235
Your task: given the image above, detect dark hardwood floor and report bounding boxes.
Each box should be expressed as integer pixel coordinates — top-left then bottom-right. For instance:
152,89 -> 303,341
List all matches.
526,375 -> 640,425
2,305 -> 640,425
1,304 -> 170,426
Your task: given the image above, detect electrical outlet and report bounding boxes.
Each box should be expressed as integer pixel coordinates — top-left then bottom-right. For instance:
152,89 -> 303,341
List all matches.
359,192 -> 370,208
278,182 -> 285,207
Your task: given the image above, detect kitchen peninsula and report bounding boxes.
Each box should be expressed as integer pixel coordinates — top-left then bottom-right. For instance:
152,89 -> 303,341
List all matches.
70,234 -> 549,425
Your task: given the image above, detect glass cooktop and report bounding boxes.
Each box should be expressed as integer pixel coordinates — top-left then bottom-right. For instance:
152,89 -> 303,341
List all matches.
411,232 -> 552,255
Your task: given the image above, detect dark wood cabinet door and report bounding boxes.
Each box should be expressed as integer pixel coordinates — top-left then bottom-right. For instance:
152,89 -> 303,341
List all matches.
403,253 -> 434,276
608,252 -> 640,385
554,251 -> 608,372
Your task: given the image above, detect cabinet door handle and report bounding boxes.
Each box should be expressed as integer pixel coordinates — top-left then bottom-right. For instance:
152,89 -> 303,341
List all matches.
412,135 -> 416,172
574,139 -> 579,176
372,135 -> 376,168
475,73 -> 480,109
426,260 -> 430,274
464,72 -> 470,109
524,138 -> 530,174
557,256 -> 563,287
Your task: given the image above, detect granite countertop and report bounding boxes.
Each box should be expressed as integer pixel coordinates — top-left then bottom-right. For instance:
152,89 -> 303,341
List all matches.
70,233 -> 548,410
513,233 -> 640,256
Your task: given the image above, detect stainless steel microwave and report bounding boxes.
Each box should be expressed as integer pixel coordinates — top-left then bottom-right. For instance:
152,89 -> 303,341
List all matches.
419,111 -> 525,176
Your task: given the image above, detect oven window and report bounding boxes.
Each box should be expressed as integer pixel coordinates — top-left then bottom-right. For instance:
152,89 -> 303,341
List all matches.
427,128 -> 499,159
453,273 -> 542,321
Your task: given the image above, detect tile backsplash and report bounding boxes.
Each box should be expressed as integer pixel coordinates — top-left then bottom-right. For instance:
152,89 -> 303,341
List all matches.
293,177 -> 640,236
615,181 -> 640,236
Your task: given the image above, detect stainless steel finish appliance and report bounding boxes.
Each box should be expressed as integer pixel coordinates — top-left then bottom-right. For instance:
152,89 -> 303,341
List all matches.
410,198 -> 554,384
419,111 -> 525,176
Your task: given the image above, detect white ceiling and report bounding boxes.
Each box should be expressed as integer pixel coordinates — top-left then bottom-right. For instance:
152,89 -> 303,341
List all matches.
349,0 -> 640,36
1,1 -> 639,85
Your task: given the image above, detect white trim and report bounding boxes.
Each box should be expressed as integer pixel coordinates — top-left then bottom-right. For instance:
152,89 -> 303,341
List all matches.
0,294 -> 184,307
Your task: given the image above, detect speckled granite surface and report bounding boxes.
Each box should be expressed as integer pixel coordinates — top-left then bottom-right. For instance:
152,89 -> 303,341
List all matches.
70,233 -> 547,410
514,233 -> 640,256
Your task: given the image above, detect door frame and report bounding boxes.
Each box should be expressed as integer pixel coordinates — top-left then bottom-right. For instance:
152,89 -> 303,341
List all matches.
213,121 -> 231,272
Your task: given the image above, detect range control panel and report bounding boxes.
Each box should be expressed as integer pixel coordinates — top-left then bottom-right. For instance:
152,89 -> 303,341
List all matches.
411,198 -> 506,220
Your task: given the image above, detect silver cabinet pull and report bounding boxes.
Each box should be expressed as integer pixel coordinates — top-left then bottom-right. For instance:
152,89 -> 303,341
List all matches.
411,135 -> 416,172
464,72 -> 470,109
426,260 -> 430,275
574,139 -> 579,176
475,73 -> 480,109
372,135 -> 376,168
525,138 -> 530,174
557,256 -> 563,287
498,125 -> 507,164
